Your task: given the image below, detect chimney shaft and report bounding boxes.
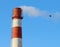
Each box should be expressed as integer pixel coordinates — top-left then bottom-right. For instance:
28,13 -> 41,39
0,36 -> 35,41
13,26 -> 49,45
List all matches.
11,8 -> 23,47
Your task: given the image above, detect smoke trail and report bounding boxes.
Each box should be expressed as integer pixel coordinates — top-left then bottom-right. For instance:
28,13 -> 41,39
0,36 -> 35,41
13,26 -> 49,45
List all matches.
20,6 -> 52,17
20,6 -> 60,22
20,6 -> 40,17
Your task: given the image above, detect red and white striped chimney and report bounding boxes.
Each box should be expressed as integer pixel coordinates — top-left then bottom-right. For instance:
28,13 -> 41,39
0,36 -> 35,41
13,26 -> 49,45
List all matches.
12,8 -> 23,47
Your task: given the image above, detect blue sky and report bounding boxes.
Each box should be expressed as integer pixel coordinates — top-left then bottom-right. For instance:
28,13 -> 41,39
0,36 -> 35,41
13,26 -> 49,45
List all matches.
0,0 -> 60,47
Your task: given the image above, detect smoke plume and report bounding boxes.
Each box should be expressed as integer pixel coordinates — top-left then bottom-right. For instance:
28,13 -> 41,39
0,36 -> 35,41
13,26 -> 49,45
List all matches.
20,6 -> 60,22
20,6 -> 40,16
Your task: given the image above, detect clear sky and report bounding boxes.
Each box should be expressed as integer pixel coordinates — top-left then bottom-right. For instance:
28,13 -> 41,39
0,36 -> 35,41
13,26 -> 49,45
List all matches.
0,0 -> 60,47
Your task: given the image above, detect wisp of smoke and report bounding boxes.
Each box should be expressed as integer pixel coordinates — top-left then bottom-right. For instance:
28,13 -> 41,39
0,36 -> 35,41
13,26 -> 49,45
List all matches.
20,6 -> 40,17
20,6 -> 51,17
20,6 -> 60,22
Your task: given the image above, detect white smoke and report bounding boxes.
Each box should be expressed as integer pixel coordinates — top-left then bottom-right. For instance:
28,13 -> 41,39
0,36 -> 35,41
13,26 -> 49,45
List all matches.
20,6 -> 60,22
20,6 -> 40,17
20,6 -> 53,17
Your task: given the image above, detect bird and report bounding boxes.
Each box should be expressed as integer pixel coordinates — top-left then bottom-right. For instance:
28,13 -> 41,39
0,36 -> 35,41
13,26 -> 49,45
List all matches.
49,15 -> 52,17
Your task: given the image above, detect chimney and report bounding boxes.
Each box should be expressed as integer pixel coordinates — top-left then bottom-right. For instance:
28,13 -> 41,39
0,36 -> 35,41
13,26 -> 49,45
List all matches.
11,8 -> 23,47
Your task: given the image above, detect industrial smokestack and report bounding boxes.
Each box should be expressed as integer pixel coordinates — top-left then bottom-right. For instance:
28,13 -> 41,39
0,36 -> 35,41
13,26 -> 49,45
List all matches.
11,8 -> 23,47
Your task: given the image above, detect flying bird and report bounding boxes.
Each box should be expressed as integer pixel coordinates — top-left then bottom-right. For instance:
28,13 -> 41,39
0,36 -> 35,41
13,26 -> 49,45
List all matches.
49,15 -> 52,17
